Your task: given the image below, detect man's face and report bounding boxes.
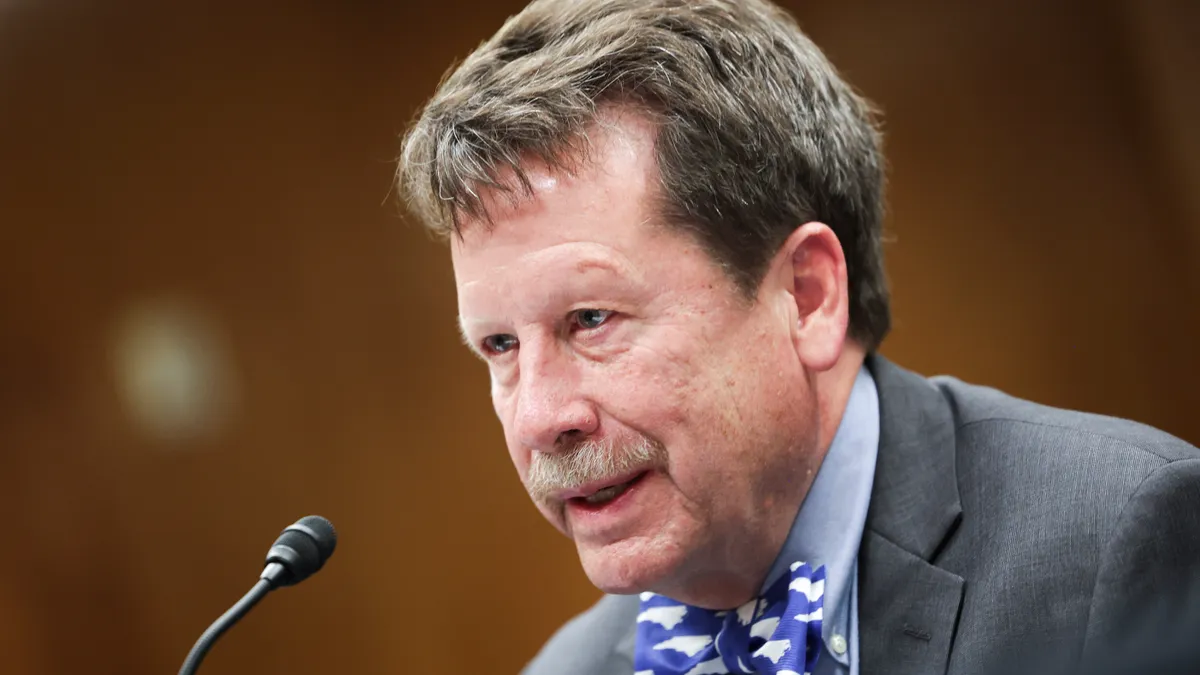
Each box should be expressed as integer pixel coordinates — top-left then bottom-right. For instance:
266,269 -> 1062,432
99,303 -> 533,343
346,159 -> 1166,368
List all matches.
452,112 -> 820,603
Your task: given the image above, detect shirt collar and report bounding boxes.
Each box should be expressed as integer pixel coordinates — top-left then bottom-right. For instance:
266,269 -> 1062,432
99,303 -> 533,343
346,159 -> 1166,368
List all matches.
760,364 -> 880,665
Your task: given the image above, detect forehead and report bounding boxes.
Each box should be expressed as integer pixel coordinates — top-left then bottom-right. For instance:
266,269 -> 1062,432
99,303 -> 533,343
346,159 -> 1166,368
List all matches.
451,110 -> 668,285
449,108 -> 734,325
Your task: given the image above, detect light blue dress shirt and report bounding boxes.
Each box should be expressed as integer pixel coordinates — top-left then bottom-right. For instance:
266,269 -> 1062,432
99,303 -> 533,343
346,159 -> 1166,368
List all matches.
758,365 -> 880,675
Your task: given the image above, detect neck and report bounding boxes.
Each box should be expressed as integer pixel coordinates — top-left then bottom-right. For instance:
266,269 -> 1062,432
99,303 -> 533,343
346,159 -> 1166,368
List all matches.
813,341 -> 868,458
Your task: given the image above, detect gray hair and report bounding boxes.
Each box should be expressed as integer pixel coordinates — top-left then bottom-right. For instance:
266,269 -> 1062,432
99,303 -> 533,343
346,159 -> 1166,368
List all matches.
398,0 -> 891,349
525,433 -> 666,505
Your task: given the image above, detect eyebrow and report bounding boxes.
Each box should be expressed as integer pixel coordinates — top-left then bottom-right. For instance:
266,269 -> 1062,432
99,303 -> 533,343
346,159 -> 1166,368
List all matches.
453,252 -> 638,357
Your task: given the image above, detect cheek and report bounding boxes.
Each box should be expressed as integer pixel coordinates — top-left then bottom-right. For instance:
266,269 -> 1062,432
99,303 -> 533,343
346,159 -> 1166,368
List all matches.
491,387 -> 529,477
665,326 -> 796,460
505,434 -> 530,479
588,345 -> 694,432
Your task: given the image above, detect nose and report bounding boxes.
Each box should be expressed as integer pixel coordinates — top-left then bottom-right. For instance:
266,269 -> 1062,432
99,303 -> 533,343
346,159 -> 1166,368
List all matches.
510,342 -> 599,453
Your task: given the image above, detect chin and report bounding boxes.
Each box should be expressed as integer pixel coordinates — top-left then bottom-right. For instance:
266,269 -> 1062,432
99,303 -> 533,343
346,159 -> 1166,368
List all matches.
576,537 -> 683,595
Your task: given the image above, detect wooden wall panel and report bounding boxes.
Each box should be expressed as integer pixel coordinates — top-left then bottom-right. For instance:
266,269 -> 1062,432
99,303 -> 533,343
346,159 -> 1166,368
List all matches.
0,0 -> 1195,673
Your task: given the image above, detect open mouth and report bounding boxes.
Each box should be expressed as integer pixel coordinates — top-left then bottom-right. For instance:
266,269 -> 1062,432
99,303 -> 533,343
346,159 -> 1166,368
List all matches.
570,471 -> 648,509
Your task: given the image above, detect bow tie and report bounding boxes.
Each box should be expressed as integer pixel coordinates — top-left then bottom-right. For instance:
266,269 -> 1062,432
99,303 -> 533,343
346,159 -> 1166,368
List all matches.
633,562 -> 825,675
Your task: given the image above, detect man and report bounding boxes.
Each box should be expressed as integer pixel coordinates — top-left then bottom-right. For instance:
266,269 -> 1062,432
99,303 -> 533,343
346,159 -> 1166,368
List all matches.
396,1 -> 1200,673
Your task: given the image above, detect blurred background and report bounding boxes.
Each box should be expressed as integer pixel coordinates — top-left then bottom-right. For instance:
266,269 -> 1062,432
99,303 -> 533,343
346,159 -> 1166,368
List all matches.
1,0 -> 1197,673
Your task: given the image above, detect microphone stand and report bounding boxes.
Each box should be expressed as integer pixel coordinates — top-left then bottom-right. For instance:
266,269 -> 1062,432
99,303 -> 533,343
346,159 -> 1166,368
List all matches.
176,516 -> 336,675
178,578 -> 273,675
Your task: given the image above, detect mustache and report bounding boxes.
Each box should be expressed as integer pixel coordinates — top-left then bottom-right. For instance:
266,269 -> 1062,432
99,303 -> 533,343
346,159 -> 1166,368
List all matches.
525,434 -> 666,503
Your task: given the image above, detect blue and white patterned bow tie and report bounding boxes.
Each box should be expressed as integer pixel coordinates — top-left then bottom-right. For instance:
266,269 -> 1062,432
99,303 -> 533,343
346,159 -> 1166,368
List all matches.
633,562 -> 825,675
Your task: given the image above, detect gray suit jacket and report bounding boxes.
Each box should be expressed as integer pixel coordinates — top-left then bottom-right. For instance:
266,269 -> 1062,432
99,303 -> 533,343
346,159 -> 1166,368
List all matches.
521,355 -> 1200,675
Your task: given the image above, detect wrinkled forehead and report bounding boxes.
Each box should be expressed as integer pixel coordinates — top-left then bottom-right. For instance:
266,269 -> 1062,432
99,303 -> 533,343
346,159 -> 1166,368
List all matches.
449,115 -> 664,274
444,107 -> 734,326
447,182 -> 649,298
448,184 -> 648,324
454,243 -> 647,323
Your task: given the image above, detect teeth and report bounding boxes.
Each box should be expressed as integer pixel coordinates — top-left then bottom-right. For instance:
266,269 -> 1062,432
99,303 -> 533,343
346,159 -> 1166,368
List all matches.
583,484 -> 623,504
583,478 -> 634,505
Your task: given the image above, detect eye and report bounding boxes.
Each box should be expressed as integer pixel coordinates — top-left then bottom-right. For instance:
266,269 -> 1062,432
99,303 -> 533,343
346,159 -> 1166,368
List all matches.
482,333 -> 519,355
571,309 -> 613,331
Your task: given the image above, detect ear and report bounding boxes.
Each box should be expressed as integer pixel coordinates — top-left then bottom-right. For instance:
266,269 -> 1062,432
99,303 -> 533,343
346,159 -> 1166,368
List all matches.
767,222 -> 850,371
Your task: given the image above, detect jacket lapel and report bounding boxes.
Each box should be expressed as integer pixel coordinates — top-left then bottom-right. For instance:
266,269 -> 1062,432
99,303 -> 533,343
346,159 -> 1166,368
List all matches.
613,608 -> 637,671
859,355 -> 965,675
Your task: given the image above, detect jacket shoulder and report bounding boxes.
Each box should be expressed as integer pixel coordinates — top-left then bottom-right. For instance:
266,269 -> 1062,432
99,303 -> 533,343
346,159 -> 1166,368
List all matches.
521,594 -> 639,675
929,374 -> 1198,463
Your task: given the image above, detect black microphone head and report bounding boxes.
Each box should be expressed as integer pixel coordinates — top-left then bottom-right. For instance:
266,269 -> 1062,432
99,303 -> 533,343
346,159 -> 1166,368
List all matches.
291,515 -> 337,562
263,515 -> 337,587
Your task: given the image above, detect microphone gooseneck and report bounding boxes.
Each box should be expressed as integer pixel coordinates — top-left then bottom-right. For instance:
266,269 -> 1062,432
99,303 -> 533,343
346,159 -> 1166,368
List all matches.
178,515 -> 338,675
177,579 -> 272,675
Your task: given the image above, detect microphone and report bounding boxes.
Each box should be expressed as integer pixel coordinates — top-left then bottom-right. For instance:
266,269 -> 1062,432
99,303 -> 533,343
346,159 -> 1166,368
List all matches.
178,515 -> 338,675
